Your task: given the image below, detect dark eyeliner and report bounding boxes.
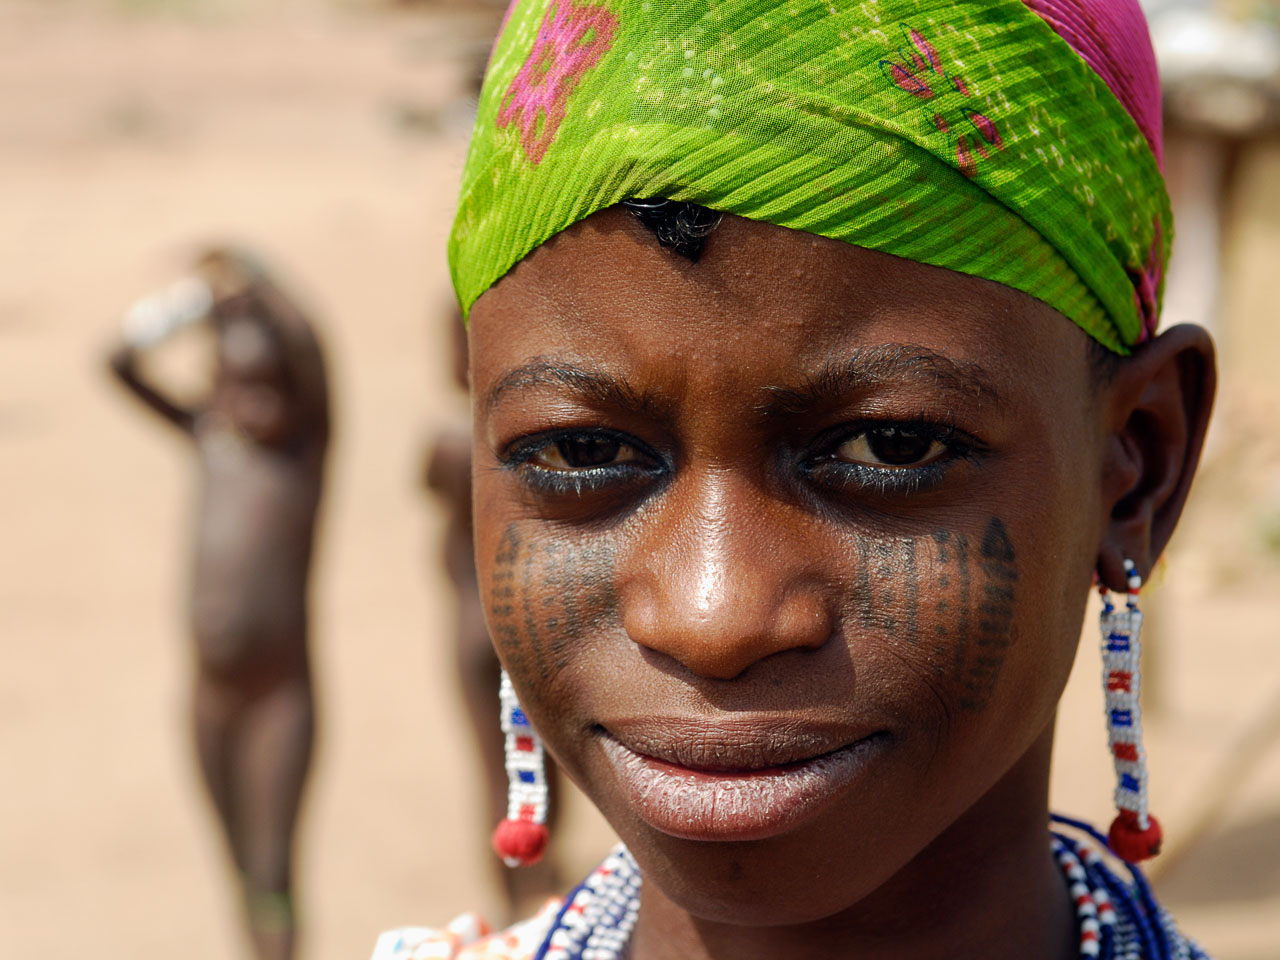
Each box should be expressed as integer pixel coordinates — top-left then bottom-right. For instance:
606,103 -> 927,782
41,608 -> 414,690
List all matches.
802,419 -> 980,496
805,458 -> 956,497
500,428 -> 666,495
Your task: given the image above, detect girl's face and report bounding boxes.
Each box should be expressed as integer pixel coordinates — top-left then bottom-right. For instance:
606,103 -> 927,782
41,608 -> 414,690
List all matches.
469,208 -> 1106,924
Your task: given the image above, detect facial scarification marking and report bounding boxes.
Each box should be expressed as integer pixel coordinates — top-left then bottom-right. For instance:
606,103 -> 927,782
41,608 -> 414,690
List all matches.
856,537 -> 874,629
491,531 -> 620,684
579,543 -> 618,621
543,541 -> 619,656
541,541 -> 571,671
489,524 -> 529,683
875,540 -> 898,634
851,536 -> 923,644
932,532 -> 951,656
521,532 -> 549,679
846,523 -> 1009,710
928,528 -> 972,683
495,513 -> 1015,715
903,538 -> 920,644
959,517 -> 1019,711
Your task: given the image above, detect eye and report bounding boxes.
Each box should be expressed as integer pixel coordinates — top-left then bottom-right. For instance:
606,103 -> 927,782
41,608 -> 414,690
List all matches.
835,426 -> 948,469
532,433 -> 645,470
504,429 -> 665,501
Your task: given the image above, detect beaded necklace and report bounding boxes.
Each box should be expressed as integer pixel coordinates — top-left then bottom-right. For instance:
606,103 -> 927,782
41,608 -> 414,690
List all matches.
531,817 -> 1208,960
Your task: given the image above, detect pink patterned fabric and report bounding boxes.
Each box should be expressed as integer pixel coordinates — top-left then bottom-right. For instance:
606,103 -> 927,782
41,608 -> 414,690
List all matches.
496,2 -> 619,166
1021,0 -> 1164,168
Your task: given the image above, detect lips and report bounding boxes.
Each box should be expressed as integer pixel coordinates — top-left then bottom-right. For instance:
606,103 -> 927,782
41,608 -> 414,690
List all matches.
597,718 -> 889,842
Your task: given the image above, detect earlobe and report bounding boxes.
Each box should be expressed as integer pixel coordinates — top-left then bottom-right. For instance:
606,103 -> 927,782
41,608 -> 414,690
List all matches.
1096,324 -> 1216,588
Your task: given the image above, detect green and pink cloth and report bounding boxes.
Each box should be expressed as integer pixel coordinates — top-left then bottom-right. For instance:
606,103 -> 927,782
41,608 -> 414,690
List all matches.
451,0 -> 1171,354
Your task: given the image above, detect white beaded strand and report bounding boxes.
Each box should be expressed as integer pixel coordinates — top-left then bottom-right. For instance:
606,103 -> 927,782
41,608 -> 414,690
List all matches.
541,847 -> 640,960
1053,837 -> 1113,957
1098,561 -> 1163,862
1100,561 -> 1151,828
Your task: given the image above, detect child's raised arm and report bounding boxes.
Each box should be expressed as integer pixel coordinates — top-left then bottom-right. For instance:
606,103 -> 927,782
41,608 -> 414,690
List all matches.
104,277 -> 211,433
105,342 -> 198,434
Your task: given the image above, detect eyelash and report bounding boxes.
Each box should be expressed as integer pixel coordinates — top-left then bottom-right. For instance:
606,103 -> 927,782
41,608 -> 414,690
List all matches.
501,420 -> 980,499
803,420 -> 978,496
500,429 -> 667,496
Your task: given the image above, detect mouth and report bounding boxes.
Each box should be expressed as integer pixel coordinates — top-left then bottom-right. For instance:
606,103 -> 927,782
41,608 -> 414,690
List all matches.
597,719 -> 890,843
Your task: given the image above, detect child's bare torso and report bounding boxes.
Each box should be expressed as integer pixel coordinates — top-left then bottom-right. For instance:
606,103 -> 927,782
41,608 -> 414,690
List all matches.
189,413 -> 324,671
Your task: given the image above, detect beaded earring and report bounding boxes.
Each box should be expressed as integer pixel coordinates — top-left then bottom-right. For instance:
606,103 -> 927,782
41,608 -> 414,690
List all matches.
491,669 -> 550,867
1098,559 -> 1163,862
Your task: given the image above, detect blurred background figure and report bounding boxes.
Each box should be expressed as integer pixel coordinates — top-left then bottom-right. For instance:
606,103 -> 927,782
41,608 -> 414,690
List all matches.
1141,0 -> 1280,348
1134,0 -> 1280,713
106,249 -> 330,960
406,0 -> 568,919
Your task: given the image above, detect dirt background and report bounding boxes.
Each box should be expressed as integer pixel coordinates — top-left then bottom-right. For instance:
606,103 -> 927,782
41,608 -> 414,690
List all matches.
1,1 -> 1277,957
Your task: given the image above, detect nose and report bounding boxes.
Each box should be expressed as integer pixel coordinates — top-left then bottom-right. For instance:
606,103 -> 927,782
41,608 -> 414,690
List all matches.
620,474 -> 832,680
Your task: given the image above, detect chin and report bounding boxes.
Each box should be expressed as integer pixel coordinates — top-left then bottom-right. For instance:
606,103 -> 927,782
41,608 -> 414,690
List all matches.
633,827 -> 877,927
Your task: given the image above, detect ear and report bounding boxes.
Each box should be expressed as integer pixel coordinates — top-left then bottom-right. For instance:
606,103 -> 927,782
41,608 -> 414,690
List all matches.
1097,324 -> 1216,590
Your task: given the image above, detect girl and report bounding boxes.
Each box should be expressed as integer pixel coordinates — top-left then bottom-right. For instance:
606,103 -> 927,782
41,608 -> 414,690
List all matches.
378,1 -> 1217,957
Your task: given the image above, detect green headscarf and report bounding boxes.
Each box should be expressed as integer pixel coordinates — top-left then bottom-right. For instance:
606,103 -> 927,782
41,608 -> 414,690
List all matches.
451,0 -> 1170,353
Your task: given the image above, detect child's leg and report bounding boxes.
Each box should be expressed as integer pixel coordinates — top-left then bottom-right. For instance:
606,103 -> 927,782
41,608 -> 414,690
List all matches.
194,670 -> 246,870
193,643 -> 313,960
235,662 -> 314,960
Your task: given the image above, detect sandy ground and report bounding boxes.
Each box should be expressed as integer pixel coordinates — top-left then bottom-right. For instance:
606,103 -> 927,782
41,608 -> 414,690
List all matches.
0,2 -> 1277,958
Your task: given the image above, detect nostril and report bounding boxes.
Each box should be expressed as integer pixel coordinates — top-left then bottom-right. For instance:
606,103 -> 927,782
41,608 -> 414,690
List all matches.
622,584 -> 832,682
634,641 -> 755,683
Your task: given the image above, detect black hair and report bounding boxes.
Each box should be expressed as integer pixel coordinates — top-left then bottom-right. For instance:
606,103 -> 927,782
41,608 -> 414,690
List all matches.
621,197 -> 723,262
622,195 -> 1127,385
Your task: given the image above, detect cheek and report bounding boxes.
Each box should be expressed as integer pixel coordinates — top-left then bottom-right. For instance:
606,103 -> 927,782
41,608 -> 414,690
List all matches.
930,517 -> 1020,715
479,521 -> 620,705
837,516 -> 1056,722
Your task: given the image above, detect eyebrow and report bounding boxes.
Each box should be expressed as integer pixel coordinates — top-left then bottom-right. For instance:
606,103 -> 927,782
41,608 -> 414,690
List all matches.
761,344 -> 1002,416
482,358 -> 665,418
484,346 -> 999,419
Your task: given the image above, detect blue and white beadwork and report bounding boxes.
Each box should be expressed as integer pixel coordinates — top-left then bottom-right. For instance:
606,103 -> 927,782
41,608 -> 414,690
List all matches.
1099,562 -> 1154,838
1052,816 -> 1210,960
529,824 -> 1206,960
536,846 -> 641,960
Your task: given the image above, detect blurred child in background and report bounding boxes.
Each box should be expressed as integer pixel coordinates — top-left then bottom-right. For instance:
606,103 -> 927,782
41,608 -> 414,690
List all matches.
107,249 -> 329,960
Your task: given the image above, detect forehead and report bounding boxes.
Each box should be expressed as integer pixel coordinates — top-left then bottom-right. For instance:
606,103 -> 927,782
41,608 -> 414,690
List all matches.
468,208 -> 1087,402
